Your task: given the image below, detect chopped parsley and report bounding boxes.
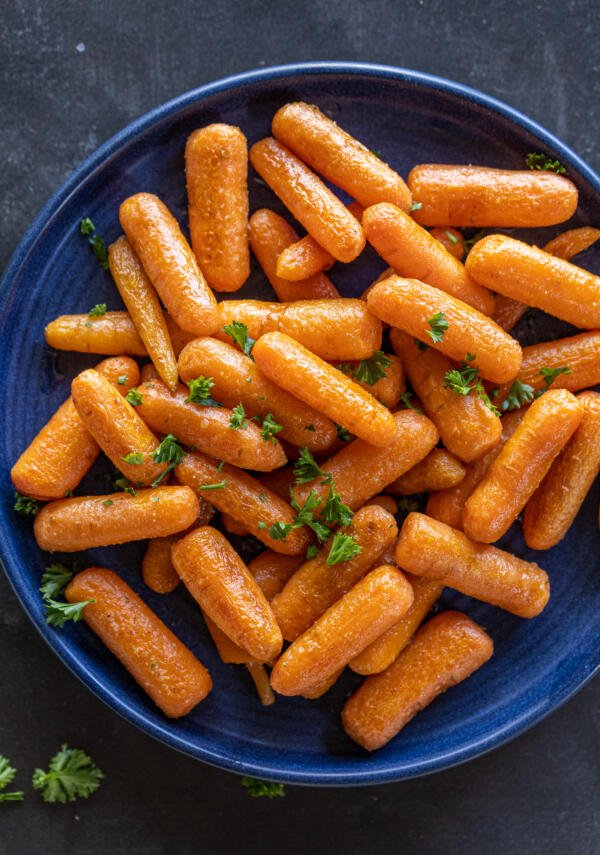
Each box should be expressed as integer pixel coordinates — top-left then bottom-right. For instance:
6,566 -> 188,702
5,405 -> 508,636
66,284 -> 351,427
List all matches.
0,755 -> 23,803
199,481 -> 227,491
126,389 -> 143,407
79,218 -> 109,270
399,391 -> 423,413
87,303 -> 107,318
122,451 -> 144,465
151,434 -> 186,486
426,312 -> 449,344
501,379 -> 535,411
444,354 -> 500,416
117,374 -> 127,386
353,351 -> 391,385
230,402 -> 250,430
185,376 -> 222,407
336,424 -> 352,441
326,532 -> 362,565
293,447 -> 332,485
32,745 -> 103,803
537,365 -> 572,393
223,321 -> 256,358
14,492 -> 40,516
306,544 -> 319,560
525,152 -> 567,175
241,777 -> 285,798
260,412 -> 283,443
410,201 -> 423,212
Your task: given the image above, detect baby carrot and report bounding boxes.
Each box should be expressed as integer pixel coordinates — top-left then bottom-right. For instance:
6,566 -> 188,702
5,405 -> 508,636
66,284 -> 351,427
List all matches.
34,486 -> 199,552
185,124 -> 249,292
246,663 -> 276,706
71,369 -> 166,486
119,192 -> 218,335
66,568 -> 211,717
248,209 -> 339,301
390,330 -> 502,462
301,670 -> 344,700
523,391 -> 600,550
366,495 -> 398,516
253,332 -> 397,446
108,236 -> 178,391
367,275 -> 522,384
362,203 -> 495,314
214,297 -> 381,361
335,354 -> 405,409
270,565 -> 414,696
342,611 -> 493,750
543,225 -> 600,260
349,574 -> 444,675
142,537 -> 180,594
291,410 -> 438,512
431,227 -> 465,260
175,452 -> 309,555
249,137 -> 365,262
258,465 -> 296,502
466,234 -> 600,329
178,336 -> 336,452
387,449 -> 466,495
171,527 -> 283,662
221,513 -> 250,537
163,314 -> 196,356
271,504 -> 399,641
395,513 -> 550,618
276,234 -> 335,280
45,311 -> 147,356
407,164 -> 578,227
272,102 -> 412,211
492,296 -> 529,332
11,356 -> 139,501
463,389 -> 584,543
135,377 -> 286,471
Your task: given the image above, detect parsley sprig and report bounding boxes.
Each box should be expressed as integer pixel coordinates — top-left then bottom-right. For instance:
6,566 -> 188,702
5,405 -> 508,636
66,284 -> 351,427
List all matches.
126,388 -> 143,407
501,379 -> 535,411
224,322 -> 256,358
525,152 -> 567,175
88,303 -> 107,318
538,365 -> 572,391
0,755 -> 23,803
293,448 -> 332,485
426,312 -> 449,344
39,563 -> 93,628
354,351 -> 391,385
32,745 -> 103,804
80,218 -> 109,270
14,492 -> 40,516
326,532 -> 362,565
399,391 -> 423,413
241,777 -> 285,798
260,412 -> 283,443
185,376 -> 222,407
151,434 -> 186,487
444,354 -> 500,416
230,403 -> 250,430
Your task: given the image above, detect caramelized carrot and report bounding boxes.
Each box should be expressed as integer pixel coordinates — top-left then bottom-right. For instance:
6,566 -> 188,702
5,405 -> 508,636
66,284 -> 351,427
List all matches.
466,234 -> 600,329
334,354 -> 405,409
108,236 -> 178,390
492,296 -> 529,332
11,356 -> 139,501
430,227 -> 465,260
350,574 -> 443,675
367,275 -> 522,384
171,526 -> 282,662
214,298 -> 381,361
185,124 -> 249,292
221,512 -> 250,537
363,203 -> 494,314
119,193 -> 218,335
258,465 -> 296,502
175,452 -> 309,555
253,332 -> 397,447
407,164 -> 578,227
523,391 -> 600,550
246,663 -> 276,705
135,377 -> 286,471
390,330 -> 502,462
250,137 -> 365,263
178,336 -> 336,452
271,504 -> 398,641
142,537 -> 180,594
270,565 -> 414,696
300,670 -> 344,699
276,234 -> 335,280
543,225 -> 600,259
342,611 -> 493,750
395,513 -> 550,618
45,311 -> 147,356
163,314 -> 196,356
387,449 -> 466,495
34,486 -> 199,552
366,495 -> 398,516
248,209 -> 339,301
463,389 -> 584,543
272,102 -> 412,210
67,567 -> 211,718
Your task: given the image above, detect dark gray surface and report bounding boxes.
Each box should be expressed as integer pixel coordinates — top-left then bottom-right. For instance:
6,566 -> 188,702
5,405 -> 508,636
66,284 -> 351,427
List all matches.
1,2 -> 599,853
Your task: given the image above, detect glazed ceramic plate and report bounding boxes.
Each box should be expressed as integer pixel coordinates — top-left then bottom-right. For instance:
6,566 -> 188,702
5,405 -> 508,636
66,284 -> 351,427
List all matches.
1,63 -> 599,785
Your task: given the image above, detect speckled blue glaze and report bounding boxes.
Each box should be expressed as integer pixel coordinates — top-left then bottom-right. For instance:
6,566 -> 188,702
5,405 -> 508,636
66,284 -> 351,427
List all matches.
1,63 -> 599,786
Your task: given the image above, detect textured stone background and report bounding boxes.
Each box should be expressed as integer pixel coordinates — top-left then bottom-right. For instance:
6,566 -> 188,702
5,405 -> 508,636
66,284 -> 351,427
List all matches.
1,2 -> 599,853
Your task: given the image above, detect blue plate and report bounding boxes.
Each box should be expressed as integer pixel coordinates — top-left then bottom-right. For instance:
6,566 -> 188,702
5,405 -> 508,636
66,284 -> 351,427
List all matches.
1,62 -> 599,786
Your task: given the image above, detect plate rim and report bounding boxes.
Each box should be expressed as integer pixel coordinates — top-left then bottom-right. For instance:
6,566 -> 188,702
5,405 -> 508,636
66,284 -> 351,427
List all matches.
1,61 -> 599,786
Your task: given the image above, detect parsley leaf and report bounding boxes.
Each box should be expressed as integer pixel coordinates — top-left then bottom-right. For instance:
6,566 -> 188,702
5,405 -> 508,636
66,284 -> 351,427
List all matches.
336,424 -> 351,441
151,434 -> 186,487
306,544 -> 319,560
293,448 -> 332,485
122,451 -> 144,465
354,351 -> 391,385
326,532 -> 362,565
501,379 -> 535,411
114,477 -> 137,496
291,492 -> 330,542
399,391 -> 423,413
40,564 -> 73,600
229,403 -> 249,430
410,201 -> 423,212
525,152 -> 567,175
321,486 -> 353,528
241,777 -> 285,798
426,312 -> 449,344
14,492 -> 40,516
260,412 -> 283,443
44,598 -> 93,628
88,303 -> 107,318
198,481 -> 227,491
32,745 -> 103,804
444,354 -> 500,416
269,521 -> 292,540
185,376 -> 222,407
396,496 -> 421,512
0,755 -> 23,803
444,229 -> 459,245
223,322 -> 256,358
126,389 -> 143,407
537,365 -> 572,394
79,218 -> 109,270
117,374 -> 127,385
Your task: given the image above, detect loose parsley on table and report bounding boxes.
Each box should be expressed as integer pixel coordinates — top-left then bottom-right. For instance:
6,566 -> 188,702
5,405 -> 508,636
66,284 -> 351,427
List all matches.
32,745 -> 103,804
0,755 -> 24,803
241,777 -> 285,798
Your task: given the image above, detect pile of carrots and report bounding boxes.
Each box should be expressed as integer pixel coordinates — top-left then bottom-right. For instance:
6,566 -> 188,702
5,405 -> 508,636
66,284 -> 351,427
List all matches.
11,101 -> 600,753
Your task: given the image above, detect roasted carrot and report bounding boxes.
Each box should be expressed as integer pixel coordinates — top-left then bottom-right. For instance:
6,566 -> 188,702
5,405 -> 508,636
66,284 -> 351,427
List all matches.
342,611 -> 493,750
362,203 -> 495,314
407,164 -> 578,227
178,336 -> 336,452
248,209 -> 339,301
185,124 -> 249,292
387,449 -> 466,495
366,495 -> 398,516
253,332 -> 397,447
349,574 -> 443,675
367,275 -> 522,384
270,565 -> 414,696
300,670 -> 344,700
175,452 -> 309,555
11,356 -> 139,501
543,225 -> 600,259
492,296 -> 529,332
34,486 -> 199,552
390,330 -> 502,463
395,513 -> 550,618
163,314 -> 196,356
119,193 -> 218,335
221,512 -> 250,537
430,227 -> 465,260
271,504 -> 398,641
258,465 -> 296,502
66,567 -> 211,717
463,389 -> 584,543
171,526 -> 282,662
276,234 -> 335,280
142,537 -> 180,594
466,234 -> 600,329
214,297 -> 381,361
250,137 -> 365,263
135,377 -> 286,471
272,102 -> 412,211
45,311 -> 147,356
334,354 -> 405,409
523,391 -> 600,550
